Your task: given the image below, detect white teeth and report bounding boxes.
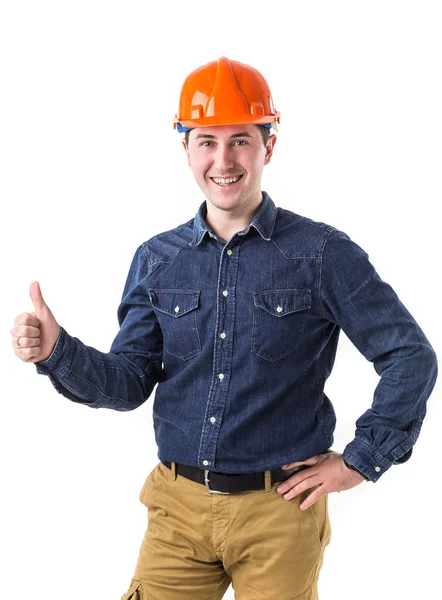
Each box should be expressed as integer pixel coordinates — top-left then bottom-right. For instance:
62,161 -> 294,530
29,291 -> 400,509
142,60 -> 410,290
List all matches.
212,175 -> 241,185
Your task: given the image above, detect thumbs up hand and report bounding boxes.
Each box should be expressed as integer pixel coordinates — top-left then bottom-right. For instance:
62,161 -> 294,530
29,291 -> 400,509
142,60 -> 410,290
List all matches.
11,281 -> 61,363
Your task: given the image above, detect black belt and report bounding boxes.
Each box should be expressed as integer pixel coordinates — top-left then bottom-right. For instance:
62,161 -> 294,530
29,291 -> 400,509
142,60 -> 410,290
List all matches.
161,460 -> 308,494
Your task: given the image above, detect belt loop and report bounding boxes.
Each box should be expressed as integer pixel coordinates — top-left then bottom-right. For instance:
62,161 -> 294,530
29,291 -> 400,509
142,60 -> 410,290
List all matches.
170,461 -> 177,481
264,469 -> 272,492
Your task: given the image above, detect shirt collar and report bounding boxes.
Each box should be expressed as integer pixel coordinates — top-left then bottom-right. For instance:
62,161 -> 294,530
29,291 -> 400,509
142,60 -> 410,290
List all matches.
190,191 -> 277,247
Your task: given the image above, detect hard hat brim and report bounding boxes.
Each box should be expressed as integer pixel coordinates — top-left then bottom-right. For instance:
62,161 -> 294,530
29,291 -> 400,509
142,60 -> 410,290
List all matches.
174,113 -> 280,130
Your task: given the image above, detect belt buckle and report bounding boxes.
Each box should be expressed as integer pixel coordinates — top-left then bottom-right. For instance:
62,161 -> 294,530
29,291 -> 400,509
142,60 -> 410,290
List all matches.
204,470 -> 230,494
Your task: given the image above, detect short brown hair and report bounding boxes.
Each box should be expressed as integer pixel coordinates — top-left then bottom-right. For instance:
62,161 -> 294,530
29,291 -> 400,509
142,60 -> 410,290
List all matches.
184,124 -> 271,147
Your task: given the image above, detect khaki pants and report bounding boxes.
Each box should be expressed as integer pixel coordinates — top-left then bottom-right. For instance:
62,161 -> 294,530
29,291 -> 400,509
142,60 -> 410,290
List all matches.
121,461 -> 331,599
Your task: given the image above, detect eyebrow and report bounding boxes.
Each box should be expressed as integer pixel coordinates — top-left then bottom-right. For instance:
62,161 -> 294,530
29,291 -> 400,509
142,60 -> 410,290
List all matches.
194,132 -> 254,140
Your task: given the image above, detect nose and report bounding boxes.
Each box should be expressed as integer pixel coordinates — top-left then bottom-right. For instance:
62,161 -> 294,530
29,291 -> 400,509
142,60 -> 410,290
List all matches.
213,143 -> 235,172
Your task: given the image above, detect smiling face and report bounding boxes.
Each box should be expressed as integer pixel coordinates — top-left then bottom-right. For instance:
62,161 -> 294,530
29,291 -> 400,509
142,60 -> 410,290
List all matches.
183,124 -> 277,215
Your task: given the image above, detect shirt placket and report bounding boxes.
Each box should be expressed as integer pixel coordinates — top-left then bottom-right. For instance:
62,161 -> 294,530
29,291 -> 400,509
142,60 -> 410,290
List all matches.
197,238 -> 240,470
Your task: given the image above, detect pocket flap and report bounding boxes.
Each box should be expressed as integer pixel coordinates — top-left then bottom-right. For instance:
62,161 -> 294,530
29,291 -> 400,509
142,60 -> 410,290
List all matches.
149,289 -> 200,317
253,288 -> 311,317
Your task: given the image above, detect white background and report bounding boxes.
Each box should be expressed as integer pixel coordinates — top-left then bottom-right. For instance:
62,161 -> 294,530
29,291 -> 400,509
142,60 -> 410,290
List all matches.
1,1 -> 441,598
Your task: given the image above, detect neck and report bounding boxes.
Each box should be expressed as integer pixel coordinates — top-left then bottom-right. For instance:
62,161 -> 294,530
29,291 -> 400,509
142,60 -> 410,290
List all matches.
205,191 -> 263,242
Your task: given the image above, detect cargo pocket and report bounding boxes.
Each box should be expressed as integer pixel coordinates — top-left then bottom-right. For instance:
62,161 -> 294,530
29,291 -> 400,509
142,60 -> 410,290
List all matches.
120,580 -> 144,599
149,289 -> 202,360
251,288 -> 312,362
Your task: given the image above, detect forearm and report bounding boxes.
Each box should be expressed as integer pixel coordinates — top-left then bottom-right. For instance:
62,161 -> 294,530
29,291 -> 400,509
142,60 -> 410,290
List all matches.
35,326 -> 162,410
321,229 -> 438,482
342,342 -> 438,481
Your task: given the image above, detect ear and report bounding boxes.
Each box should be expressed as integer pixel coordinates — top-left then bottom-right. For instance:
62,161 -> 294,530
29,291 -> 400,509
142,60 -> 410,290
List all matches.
264,134 -> 277,166
182,139 -> 191,167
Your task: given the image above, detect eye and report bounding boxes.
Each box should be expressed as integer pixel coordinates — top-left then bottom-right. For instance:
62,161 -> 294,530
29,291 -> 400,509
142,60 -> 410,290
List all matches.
198,140 -> 248,148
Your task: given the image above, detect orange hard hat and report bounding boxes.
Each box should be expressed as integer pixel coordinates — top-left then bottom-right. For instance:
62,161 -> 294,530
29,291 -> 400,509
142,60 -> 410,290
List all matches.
173,56 -> 280,133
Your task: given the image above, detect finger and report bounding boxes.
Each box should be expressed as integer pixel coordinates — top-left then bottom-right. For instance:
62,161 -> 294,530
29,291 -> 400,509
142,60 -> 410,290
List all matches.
277,467 -> 320,495
15,336 -> 41,348
278,474 -> 321,499
14,312 -> 40,327
15,346 -> 42,361
10,325 -> 41,338
299,485 -> 327,510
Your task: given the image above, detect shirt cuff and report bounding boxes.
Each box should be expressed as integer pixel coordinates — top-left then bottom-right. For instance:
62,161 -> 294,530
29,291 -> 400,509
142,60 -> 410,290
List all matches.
34,326 -> 72,376
393,447 -> 413,464
342,437 -> 392,482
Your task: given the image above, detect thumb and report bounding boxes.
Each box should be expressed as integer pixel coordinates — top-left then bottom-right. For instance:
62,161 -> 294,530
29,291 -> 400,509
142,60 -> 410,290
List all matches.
29,281 -> 49,313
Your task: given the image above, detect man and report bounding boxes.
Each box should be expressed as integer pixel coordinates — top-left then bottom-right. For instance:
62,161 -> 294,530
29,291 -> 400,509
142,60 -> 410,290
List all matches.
11,57 -> 438,599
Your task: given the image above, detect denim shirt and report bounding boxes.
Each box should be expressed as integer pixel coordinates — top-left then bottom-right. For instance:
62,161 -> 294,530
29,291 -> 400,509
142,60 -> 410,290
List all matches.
35,191 -> 438,482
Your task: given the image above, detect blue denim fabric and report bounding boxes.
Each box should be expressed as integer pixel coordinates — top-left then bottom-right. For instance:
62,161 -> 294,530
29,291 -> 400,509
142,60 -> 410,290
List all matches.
35,191 -> 438,482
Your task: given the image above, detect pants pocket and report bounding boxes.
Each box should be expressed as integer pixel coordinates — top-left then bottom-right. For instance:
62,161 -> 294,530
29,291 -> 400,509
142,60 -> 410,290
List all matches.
120,580 -> 144,600
305,490 -> 332,547
139,462 -> 160,506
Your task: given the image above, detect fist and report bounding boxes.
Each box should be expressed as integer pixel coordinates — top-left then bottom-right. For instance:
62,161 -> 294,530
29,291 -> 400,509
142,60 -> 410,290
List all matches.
11,281 -> 61,363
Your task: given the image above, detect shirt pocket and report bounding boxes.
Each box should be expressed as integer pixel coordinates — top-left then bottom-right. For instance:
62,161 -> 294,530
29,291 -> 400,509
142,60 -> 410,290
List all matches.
251,288 -> 312,363
149,289 -> 202,360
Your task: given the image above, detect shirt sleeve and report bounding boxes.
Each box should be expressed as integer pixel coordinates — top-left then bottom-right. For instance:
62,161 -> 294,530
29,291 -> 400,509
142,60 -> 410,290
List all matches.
34,243 -> 164,411
320,229 -> 438,482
